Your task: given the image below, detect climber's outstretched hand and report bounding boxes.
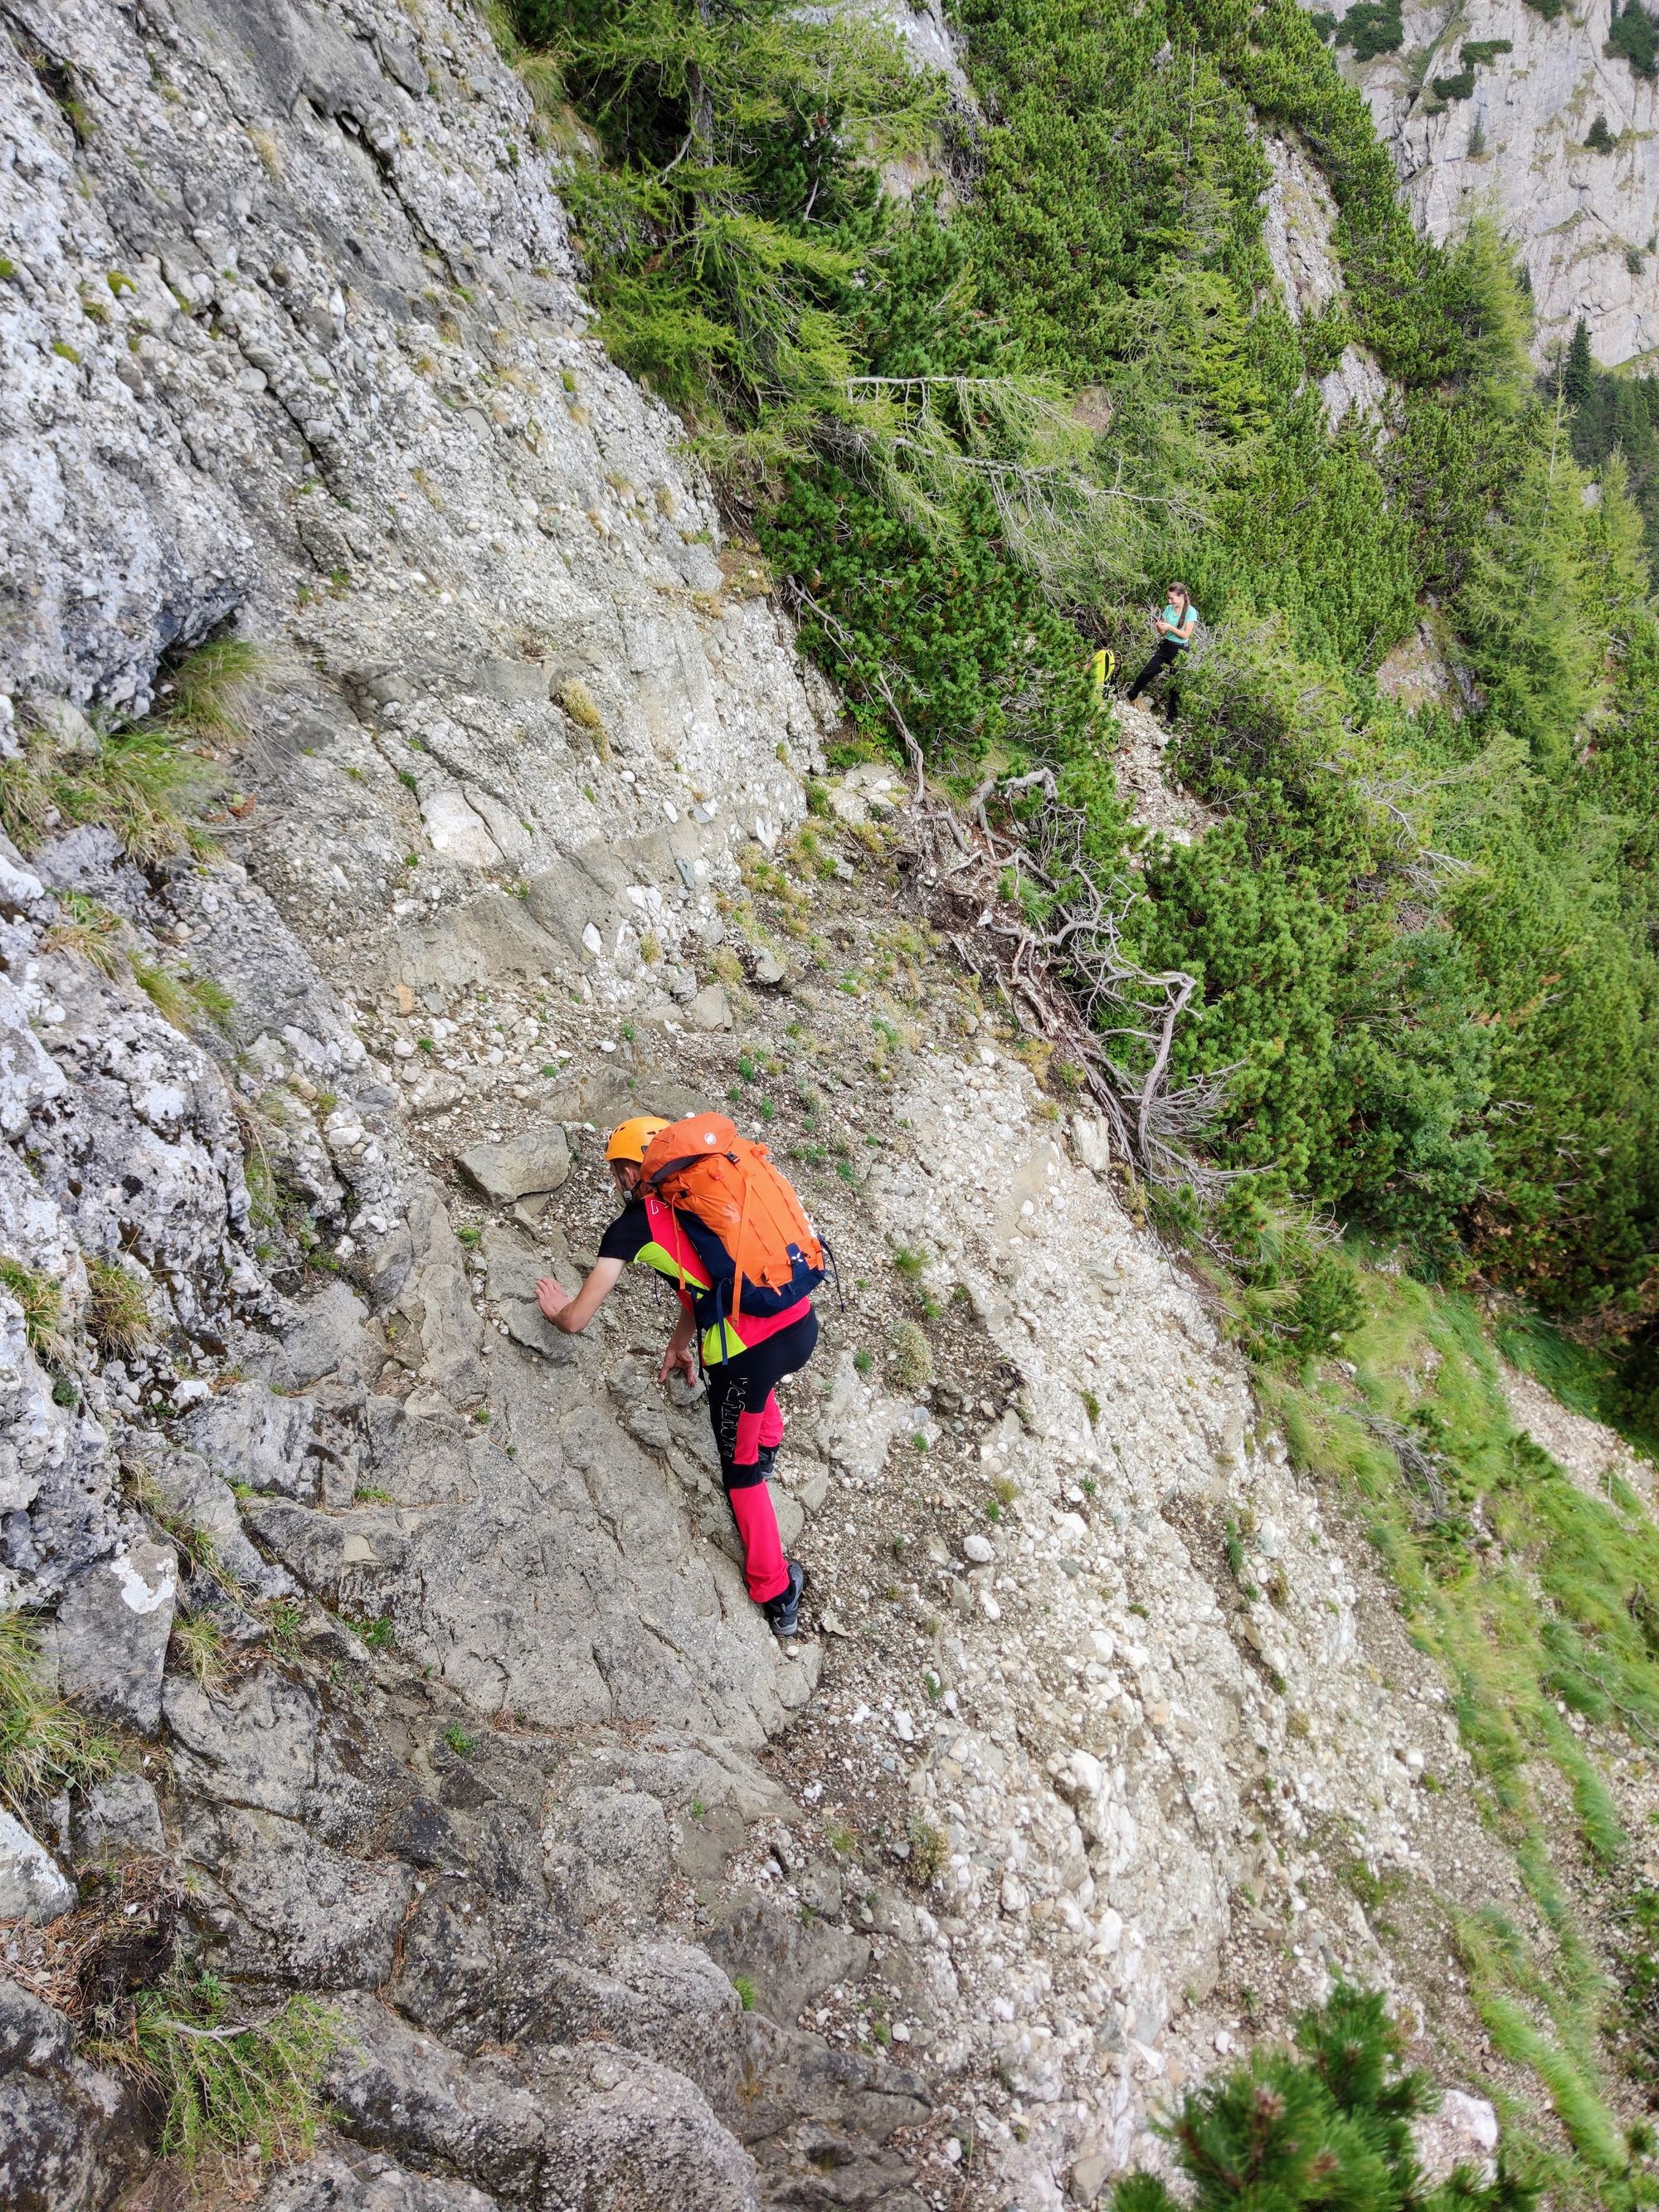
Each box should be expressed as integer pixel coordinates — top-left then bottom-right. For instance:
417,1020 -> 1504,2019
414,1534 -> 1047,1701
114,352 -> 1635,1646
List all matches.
659,1339 -> 698,1390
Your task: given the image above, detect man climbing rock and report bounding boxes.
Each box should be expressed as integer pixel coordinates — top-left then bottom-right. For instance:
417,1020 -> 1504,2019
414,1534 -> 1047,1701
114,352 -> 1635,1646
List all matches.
535,1113 -> 820,1635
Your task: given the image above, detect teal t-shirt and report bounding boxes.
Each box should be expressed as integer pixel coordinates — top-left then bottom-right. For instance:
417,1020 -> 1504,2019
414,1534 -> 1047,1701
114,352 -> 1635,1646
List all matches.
1161,602 -> 1197,647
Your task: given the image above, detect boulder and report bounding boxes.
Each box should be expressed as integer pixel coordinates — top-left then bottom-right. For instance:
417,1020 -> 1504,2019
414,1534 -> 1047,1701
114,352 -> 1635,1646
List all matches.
395,1182 -> 488,1403
0,1810 -> 75,1923
544,1787 -> 671,1927
70,1774 -> 165,1864
731,2015 -> 929,2148
46,1537 -> 177,1732
1415,2089 -> 1501,2185
531,1941 -> 742,2094
458,1128 -> 571,1206
254,2151 -> 496,2212
482,1225 -> 572,1362
1070,1113 -> 1112,1176
0,1980 -> 143,2212
687,984 -> 733,1032
0,1979 -> 71,2071
178,1381 -> 335,1503
528,2043 -> 760,2211
324,1991 -> 548,2199
283,1281 -> 372,1386
163,1664 -> 408,1850
143,1452 -> 291,1600
702,1893 -> 868,2027
182,1804 -> 414,1988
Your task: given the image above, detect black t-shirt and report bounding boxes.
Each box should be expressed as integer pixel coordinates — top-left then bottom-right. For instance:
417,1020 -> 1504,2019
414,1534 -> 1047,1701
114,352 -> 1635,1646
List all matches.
598,1200 -> 650,1265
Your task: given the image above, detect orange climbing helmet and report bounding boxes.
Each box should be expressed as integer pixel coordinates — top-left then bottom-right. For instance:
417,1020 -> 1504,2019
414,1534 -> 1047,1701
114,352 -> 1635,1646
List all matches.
605,1114 -> 669,1165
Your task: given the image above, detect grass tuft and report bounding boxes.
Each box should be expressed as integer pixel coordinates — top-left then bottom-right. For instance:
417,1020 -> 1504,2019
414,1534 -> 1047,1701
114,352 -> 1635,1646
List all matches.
130,959 -> 235,1038
168,1609 -> 226,1686
0,1610 -> 114,1804
0,1255 -> 68,1367
889,1317 -> 932,1391
154,639 -> 267,741
3,641 -> 268,863
85,1255 -> 151,1359
44,890 -> 126,977
113,1972 -> 338,2170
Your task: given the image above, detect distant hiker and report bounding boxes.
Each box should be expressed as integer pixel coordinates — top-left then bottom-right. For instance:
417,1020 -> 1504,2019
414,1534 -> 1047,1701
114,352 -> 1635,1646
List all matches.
1126,582 -> 1197,714
535,1112 -> 821,1636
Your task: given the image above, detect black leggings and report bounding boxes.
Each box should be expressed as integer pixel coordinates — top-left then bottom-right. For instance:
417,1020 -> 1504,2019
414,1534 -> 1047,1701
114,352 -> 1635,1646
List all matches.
1126,638 -> 1185,704
704,1308 -> 819,1491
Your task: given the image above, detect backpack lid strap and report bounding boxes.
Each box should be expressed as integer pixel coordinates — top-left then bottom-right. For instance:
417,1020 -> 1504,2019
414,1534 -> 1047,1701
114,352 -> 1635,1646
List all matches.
731,1157 -> 753,1323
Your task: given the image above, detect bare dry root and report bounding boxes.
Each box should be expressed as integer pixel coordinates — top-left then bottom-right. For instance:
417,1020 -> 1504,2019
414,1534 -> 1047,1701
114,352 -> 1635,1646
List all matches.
897,770 -> 1232,1188
784,583 -> 1224,1187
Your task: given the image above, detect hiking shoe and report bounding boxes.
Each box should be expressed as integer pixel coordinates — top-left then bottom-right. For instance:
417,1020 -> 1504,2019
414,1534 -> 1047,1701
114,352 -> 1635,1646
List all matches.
764,1560 -> 805,1636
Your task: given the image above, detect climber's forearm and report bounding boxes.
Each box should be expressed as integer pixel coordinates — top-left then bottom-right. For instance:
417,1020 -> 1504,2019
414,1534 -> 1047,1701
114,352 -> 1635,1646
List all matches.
537,1256 -> 625,1333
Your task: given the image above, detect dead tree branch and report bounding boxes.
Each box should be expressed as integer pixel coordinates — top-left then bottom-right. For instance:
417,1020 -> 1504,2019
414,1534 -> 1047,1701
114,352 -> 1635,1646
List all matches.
905,773 -> 1228,1185
781,591 -> 1225,1184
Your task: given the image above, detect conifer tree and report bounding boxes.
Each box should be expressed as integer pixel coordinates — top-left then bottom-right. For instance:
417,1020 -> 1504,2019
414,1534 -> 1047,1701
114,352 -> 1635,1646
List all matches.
1113,1986 -> 1536,2212
1457,411 -> 1605,766
1564,317 -> 1596,409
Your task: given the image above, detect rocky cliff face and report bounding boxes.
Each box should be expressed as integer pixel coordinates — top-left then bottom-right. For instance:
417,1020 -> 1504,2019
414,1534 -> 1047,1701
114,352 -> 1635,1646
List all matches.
1311,0 -> 1659,363
0,2 -> 1636,2209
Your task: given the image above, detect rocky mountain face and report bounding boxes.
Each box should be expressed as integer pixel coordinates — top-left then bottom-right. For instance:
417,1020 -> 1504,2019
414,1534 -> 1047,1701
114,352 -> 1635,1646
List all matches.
1311,0 -> 1659,363
0,2 -> 1637,2209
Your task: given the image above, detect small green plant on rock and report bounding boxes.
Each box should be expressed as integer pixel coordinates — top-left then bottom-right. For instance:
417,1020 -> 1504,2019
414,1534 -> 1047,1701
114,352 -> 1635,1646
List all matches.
170,1609 -> 226,1686
441,1721 -> 475,1758
732,1973 -> 757,2011
130,957 -> 195,1032
45,890 -> 126,977
264,1599 -> 304,1654
154,637 -> 268,740
0,693 -> 225,862
129,959 -> 232,1039
907,1817 -> 948,1887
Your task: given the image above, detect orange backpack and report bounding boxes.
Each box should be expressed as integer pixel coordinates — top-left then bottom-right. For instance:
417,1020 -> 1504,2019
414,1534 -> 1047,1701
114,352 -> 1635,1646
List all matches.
640,1113 -> 825,1323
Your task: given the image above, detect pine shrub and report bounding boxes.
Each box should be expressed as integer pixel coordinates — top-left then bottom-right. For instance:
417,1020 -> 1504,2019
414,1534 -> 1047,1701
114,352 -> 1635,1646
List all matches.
1114,1985 -> 1535,2212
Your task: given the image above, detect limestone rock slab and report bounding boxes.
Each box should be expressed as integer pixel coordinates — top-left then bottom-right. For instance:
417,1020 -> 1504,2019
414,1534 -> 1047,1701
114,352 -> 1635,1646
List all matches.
182,1804 -> 414,1988
70,1775 -> 165,1864
0,1811 -> 75,1923
254,2151 -> 496,2212
46,1537 -> 177,1732
703,1893 -> 869,2027
324,1991 -> 548,2200
459,1128 -> 571,1206
0,1979 -> 143,2212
